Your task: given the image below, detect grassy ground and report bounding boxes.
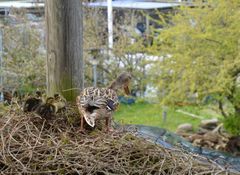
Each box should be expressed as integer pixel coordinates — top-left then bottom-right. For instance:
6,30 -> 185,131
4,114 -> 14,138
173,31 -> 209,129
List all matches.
114,102 -> 222,132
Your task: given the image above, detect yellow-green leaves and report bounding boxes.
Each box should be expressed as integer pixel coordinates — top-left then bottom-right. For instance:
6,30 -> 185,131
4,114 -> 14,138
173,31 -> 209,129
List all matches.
150,0 -> 240,105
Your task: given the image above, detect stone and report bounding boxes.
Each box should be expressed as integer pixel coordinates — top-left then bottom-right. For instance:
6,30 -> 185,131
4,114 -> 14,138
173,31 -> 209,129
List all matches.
200,118 -> 219,130
176,123 -> 193,133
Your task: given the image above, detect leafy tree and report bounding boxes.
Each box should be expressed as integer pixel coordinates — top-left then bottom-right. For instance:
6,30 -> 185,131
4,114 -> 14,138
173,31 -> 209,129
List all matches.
150,0 -> 240,117
83,7 -> 151,96
3,19 -> 46,93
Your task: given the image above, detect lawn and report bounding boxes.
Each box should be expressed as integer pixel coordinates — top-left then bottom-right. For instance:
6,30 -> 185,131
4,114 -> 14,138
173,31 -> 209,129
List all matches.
114,102 -> 223,132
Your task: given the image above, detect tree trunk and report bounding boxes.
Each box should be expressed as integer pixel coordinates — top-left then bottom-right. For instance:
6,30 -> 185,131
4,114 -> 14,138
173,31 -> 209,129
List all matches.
45,0 -> 84,101
218,100 -> 227,118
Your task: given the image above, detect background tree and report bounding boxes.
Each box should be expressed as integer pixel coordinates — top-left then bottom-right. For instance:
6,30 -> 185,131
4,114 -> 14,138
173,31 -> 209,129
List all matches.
3,4 -> 150,98
3,12 -> 46,93
83,7 -> 151,96
149,0 -> 240,133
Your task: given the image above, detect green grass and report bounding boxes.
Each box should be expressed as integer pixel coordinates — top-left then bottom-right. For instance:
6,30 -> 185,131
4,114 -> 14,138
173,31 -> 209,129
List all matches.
114,102 -> 222,132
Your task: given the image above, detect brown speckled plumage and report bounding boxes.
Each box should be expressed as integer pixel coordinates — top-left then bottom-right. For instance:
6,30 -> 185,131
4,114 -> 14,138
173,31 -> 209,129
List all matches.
76,72 -> 131,131
78,87 -> 119,110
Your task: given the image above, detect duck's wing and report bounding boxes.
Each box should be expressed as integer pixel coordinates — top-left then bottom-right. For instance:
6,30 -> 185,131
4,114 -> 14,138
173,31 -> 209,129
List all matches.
79,87 -> 103,108
79,87 -> 119,109
77,87 -> 119,127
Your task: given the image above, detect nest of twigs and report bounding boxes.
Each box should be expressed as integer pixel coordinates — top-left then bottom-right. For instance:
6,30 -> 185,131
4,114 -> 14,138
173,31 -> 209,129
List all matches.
0,105 -> 233,174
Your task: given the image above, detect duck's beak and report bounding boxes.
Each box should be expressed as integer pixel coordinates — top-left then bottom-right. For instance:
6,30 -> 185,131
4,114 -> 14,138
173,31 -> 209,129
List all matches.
124,85 -> 130,95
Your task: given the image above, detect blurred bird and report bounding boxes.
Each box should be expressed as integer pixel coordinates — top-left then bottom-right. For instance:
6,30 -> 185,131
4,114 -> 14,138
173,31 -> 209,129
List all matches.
23,90 -> 44,112
3,91 -> 13,104
76,72 -> 132,132
36,93 -> 66,118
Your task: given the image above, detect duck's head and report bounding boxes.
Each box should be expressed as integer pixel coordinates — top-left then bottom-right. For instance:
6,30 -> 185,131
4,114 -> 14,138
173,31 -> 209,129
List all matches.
109,72 -> 132,95
46,97 -> 55,104
35,90 -> 42,98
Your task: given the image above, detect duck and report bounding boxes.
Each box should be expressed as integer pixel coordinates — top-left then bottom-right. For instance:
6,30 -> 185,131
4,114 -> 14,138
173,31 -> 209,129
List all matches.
23,90 -> 44,112
36,94 -> 66,118
35,97 -> 56,117
76,72 -> 132,132
3,90 -> 13,104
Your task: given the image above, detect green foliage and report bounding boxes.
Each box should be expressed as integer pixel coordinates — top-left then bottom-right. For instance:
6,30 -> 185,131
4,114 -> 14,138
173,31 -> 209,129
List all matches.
223,114 -> 240,136
135,97 -> 148,104
3,20 -> 46,91
232,87 -> 240,111
147,1 -> 240,135
179,104 -> 222,118
83,7 -> 152,95
150,0 -> 240,106
115,102 -> 215,132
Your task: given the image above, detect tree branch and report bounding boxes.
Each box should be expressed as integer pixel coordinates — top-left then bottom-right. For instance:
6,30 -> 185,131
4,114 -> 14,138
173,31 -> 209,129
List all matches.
218,100 -> 227,118
205,38 -> 222,45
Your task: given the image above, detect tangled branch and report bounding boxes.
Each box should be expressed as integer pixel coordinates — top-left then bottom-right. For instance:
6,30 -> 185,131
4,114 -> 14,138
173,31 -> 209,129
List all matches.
0,105 -> 232,174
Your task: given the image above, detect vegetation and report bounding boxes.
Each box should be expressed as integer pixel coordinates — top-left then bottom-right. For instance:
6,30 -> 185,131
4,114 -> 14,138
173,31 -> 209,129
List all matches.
83,7 -> 151,95
3,19 -> 45,92
2,1 -> 240,136
223,114 -> 240,136
115,102 -> 219,132
1,1 -> 239,174
0,109 -> 227,174
149,0 -> 240,134
3,7 -> 150,96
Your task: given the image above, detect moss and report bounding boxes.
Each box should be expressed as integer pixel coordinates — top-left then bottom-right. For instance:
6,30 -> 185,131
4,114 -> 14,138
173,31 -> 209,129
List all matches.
47,74 -> 75,101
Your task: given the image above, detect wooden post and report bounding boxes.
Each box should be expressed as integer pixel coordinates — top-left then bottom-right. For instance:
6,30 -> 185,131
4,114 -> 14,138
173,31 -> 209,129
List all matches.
0,28 -> 3,101
45,0 -> 84,101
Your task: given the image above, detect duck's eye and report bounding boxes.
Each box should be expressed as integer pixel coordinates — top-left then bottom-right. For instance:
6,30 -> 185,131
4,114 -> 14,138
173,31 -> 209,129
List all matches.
54,94 -> 59,98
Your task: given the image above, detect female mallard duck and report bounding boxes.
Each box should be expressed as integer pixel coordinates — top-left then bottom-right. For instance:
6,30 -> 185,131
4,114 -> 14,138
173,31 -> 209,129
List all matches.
76,72 -> 131,132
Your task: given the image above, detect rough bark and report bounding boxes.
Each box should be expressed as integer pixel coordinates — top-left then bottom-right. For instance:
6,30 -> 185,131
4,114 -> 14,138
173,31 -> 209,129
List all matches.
45,0 -> 84,101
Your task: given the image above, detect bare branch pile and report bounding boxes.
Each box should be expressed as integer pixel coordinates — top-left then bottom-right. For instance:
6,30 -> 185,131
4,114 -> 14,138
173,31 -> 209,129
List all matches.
0,107 -> 232,174
177,119 -> 240,156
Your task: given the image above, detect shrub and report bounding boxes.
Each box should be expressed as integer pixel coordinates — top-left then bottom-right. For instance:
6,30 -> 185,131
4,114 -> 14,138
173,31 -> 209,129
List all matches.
223,114 -> 240,136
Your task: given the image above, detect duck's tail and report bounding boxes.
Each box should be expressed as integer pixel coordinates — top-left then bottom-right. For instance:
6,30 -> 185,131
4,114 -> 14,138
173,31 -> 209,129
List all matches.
83,112 -> 96,127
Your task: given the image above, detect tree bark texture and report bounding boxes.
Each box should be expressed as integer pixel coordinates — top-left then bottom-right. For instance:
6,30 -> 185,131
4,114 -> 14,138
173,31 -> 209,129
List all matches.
45,0 -> 84,101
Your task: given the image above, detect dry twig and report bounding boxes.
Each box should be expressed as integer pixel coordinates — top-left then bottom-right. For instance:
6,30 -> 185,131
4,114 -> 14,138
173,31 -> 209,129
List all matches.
0,105 -> 234,175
